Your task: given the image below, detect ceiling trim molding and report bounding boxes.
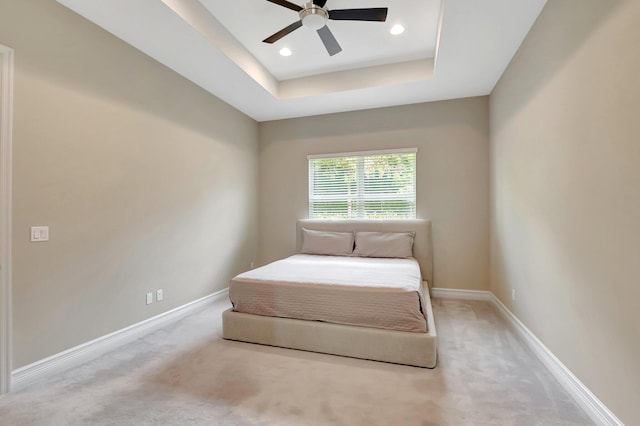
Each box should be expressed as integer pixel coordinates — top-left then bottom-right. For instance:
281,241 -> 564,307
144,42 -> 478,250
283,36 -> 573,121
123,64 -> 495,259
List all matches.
433,0 -> 446,71
160,0 -> 279,96
279,58 -> 434,99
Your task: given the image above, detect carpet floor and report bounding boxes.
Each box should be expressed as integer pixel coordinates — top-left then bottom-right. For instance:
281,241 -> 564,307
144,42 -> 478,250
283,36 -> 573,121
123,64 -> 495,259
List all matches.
0,298 -> 592,425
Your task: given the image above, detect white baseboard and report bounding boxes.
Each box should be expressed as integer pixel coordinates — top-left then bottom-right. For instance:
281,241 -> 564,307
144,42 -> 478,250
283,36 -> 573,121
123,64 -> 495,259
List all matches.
11,288 -> 229,391
431,287 -> 492,301
434,287 -> 622,426
489,295 -> 623,426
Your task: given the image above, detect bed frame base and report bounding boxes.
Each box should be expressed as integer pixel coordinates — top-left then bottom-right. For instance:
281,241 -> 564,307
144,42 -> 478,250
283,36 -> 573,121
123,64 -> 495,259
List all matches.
223,219 -> 437,368
223,309 -> 437,368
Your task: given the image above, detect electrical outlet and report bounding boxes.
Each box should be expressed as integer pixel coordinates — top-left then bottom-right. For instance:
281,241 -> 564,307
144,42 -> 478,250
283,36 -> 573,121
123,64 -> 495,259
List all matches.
146,292 -> 153,305
156,289 -> 163,301
250,262 -> 254,269
511,289 -> 516,301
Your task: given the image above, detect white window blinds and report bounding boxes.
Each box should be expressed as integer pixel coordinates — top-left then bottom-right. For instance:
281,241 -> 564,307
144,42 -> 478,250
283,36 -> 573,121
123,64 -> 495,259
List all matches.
308,149 -> 417,219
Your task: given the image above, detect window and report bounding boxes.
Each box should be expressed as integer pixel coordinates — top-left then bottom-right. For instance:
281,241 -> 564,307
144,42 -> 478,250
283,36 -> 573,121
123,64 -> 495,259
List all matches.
308,149 -> 417,219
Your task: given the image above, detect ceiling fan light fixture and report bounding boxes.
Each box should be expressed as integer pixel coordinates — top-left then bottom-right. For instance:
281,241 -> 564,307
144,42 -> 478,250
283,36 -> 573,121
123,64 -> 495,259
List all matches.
299,5 -> 328,30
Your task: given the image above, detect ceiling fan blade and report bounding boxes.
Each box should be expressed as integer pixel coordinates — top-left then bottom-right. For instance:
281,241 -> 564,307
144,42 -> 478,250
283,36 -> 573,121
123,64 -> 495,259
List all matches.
317,25 -> 342,56
313,0 -> 328,7
263,20 -> 303,44
328,8 -> 388,22
265,0 -> 303,12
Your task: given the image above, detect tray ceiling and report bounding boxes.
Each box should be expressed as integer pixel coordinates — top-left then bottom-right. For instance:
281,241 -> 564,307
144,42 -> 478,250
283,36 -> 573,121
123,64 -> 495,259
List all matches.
56,0 -> 547,121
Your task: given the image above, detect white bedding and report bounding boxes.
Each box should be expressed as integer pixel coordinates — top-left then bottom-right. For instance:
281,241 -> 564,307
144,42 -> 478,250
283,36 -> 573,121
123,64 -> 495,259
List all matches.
229,254 -> 428,333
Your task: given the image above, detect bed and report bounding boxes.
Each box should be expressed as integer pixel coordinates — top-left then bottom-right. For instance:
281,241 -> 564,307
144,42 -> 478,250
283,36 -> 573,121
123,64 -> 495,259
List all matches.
222,219 -> 437,368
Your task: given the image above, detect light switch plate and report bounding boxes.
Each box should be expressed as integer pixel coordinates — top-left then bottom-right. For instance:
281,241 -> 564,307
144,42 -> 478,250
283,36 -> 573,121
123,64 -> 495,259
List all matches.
31,226 -> 49,242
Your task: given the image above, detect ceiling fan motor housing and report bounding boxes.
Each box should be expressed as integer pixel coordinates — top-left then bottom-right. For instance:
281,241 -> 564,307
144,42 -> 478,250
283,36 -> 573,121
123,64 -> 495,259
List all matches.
299,3 -> 328,30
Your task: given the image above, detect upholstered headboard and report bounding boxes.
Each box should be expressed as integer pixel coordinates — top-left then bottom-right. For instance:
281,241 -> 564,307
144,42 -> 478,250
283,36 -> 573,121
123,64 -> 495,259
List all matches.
296,219 -> 433,287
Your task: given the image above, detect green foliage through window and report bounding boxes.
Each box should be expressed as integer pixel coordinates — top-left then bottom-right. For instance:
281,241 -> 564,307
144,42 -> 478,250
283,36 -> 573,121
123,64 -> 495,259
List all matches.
308,150 -> 416,219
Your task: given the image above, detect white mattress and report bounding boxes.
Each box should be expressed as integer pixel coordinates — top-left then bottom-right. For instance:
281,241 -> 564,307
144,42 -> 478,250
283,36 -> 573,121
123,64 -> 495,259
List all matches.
229,254 -> 428,333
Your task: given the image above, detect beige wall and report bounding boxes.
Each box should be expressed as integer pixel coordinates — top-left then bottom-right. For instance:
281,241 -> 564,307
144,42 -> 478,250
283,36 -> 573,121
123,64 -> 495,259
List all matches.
490,0 -> 640,423
0,0 -> 258,368
259,98 -> 490,291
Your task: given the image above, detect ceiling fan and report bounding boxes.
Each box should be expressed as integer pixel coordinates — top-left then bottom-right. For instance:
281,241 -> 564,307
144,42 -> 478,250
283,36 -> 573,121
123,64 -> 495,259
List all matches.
263,0 -> 388,56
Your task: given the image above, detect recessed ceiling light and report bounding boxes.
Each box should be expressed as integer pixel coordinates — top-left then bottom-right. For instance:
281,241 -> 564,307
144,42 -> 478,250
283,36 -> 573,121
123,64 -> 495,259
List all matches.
390,24 -> 405,35
279,47 -> 292,57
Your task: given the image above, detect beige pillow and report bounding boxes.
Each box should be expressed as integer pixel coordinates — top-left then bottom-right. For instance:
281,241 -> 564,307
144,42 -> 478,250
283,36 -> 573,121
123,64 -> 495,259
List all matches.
300,228 -> 354,256
353,231 -> 415,258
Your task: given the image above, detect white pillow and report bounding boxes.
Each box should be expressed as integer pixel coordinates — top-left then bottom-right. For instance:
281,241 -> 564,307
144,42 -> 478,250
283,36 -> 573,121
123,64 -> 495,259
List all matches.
353,231 -> 415,258
300,228 -> 354,256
